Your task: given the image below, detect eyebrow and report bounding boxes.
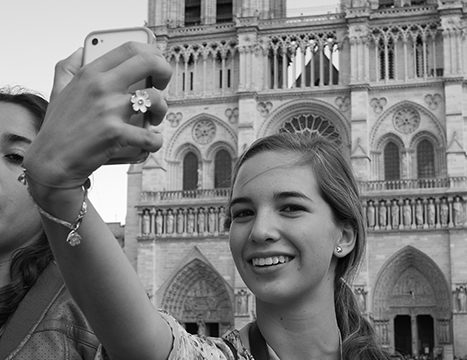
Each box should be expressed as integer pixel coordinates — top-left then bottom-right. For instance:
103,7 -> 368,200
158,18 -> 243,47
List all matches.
230,191 -> 312,208
1,133 -> 33,145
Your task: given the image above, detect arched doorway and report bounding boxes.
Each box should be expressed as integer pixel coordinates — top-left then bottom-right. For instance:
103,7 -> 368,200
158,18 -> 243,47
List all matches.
160,258 -> 234,336
373,246 -> 452,357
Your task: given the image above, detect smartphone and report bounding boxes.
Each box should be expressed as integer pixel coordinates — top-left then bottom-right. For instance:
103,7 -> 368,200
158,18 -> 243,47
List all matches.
82,27 -> 156,164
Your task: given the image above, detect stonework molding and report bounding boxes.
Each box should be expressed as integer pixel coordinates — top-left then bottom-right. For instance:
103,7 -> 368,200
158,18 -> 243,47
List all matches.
424,93 -> 442,110
159,255 -> 233,324
335,96 -> 350,112
225,107 -> 239,123
166,112 -> 183,127
370,97 -> 387,114
257,101 -> 273,117
193,119 -> 216,144
165,113 -> 238,162
372,245 -> 451,320
258,99 -> 350,149
370,100 -> 446,150
393,106 -> 421,134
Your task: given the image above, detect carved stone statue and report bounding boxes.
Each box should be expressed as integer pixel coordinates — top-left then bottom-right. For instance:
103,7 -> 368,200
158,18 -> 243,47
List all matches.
457,286 -> 467,312
187,208 -> 195,233
176,209 -> 184,233
440,198 -> 449,226
236,289 -> 249,315
391,200 -> 400,228
367,200 -> 375,229
155,210 -> 163,234
453,196 -> 464,226
427,198 -> 436,227
378,201 -> 387,228
218,207 -> 226,233
403,199 -> 412,228
197,208 -> 206,234
208,208 -> 216,233
166,209 -> 174,234
142,209 -> 151,235
415,199 -> 424,227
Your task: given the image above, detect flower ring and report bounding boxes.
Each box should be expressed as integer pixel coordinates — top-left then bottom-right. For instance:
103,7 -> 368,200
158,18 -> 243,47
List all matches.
130,90 -> 151,114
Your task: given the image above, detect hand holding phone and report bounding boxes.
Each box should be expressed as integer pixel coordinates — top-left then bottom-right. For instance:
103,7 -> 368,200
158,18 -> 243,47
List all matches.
83,27 -> 156,164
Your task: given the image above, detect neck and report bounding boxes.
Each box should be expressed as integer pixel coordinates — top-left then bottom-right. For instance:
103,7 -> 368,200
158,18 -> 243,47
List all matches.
255,291 -> 341,360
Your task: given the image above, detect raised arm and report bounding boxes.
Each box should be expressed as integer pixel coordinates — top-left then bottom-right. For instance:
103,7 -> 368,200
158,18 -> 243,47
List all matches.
23,43 -> 173,360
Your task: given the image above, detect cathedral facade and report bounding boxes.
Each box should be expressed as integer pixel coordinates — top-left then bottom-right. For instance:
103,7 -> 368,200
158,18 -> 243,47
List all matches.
123,0 -> 467,358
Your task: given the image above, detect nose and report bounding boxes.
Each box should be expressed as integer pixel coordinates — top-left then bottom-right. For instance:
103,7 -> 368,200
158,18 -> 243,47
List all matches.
248,210 -> 280,243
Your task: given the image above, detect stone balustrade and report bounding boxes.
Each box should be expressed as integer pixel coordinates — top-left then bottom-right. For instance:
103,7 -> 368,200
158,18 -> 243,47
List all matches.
137,177 -> 467,238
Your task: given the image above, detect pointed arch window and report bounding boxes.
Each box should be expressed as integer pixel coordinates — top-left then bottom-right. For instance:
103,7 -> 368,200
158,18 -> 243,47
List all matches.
384,142 -> 400,180
214,150 -> 232,188
185,0 -> 201,26
379,38 -> 395,80
183,151 -> 199,190
417,140 -> 435,178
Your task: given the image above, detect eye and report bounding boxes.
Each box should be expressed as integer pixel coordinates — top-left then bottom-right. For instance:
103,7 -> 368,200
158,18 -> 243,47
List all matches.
231,208 -> 254,221
5,153 -> 24,165
280,204 -> 306,214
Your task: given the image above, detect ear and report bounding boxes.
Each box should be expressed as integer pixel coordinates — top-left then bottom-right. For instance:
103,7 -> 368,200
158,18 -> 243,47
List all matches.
334,223 -> 356,258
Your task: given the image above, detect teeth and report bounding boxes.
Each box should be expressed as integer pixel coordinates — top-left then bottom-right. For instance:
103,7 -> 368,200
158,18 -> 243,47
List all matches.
251,256 -> 291,267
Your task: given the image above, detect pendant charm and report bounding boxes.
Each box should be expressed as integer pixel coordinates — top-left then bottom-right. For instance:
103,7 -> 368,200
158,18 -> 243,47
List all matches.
66,230 -> 81,246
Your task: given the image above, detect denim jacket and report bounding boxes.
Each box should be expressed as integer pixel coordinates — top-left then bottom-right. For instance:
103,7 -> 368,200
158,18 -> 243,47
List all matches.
0,262 -> 103,359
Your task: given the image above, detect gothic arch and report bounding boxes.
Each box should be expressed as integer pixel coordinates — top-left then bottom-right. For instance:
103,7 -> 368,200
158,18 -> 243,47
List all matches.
165,113 -> 237,162
375,132 -> 405,153
370,100 -> 445,150
373,245 -> 451,320
257,99 -> 351,149
205,140 -> 237,162
159,249 -> 234,329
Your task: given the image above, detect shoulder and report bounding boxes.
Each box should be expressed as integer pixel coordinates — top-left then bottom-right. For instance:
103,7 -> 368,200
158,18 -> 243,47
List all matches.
159,311 -> 252,360
3,264 -> 100,359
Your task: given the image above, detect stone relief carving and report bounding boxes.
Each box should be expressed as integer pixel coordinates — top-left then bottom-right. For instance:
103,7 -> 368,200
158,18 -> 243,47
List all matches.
235,289 -> 250,316
225,107 -> 239,123
335,96 -> 350,112
166,112 -> 183,127
192,119 -> 216,144
370,97 -> 387,114
257,101 -> 273,117
424,94 -> 442,110
454,285 -> 467,312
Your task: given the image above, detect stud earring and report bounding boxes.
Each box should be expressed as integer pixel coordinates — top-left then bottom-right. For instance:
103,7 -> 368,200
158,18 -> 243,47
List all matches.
335,246 -> 343,254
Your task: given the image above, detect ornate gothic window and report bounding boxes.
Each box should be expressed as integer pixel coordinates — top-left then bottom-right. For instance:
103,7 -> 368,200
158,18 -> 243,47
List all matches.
417,140 -> 435,178
216,0 -> 232,23
214,150 -> 232,188
183,151 -> 199,190
384,142 -> 400,180
279,113 -> 342,145
379,38 -> 394,80
185,0 -> 201,26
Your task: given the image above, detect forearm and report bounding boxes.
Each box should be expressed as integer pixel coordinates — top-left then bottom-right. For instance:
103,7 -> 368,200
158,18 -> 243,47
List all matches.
29,182 -> 172,360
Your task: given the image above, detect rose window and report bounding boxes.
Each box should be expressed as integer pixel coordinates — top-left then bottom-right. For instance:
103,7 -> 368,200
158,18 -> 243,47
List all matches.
193,119 -> 216,144
279,113 -> 341,145
393,107 -> 420,134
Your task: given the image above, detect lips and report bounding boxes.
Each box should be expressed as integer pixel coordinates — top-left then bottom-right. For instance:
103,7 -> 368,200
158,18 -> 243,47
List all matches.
251,255 -> 293,267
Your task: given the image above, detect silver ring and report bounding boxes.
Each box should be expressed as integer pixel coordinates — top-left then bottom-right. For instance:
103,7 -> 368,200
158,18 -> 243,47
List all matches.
130,90 -> 151,114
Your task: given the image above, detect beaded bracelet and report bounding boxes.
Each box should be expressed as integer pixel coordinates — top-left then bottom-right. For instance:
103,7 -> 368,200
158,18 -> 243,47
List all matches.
18,169 -> 90,247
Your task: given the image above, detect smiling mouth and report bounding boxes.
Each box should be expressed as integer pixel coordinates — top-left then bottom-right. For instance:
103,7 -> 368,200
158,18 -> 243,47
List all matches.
251,255 -> 293,267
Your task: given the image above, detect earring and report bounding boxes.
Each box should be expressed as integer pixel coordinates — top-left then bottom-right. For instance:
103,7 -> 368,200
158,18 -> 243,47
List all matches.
335,246 -> 343,254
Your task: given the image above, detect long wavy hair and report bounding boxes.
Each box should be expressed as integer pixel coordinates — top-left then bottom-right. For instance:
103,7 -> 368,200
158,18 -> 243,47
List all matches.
225,132 -> 391,360
0,87 -> 53,328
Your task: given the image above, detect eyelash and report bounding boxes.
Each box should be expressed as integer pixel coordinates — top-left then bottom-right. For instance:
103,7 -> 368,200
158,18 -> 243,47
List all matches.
5,153 -> 24,165
231,204 -> 305,220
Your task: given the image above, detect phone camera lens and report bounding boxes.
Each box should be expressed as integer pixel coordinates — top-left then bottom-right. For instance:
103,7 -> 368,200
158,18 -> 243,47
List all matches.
91,38 -> 99,45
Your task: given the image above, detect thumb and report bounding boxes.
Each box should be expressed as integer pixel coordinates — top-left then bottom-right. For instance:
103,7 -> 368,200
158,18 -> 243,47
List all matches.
50,48 -> 83,101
